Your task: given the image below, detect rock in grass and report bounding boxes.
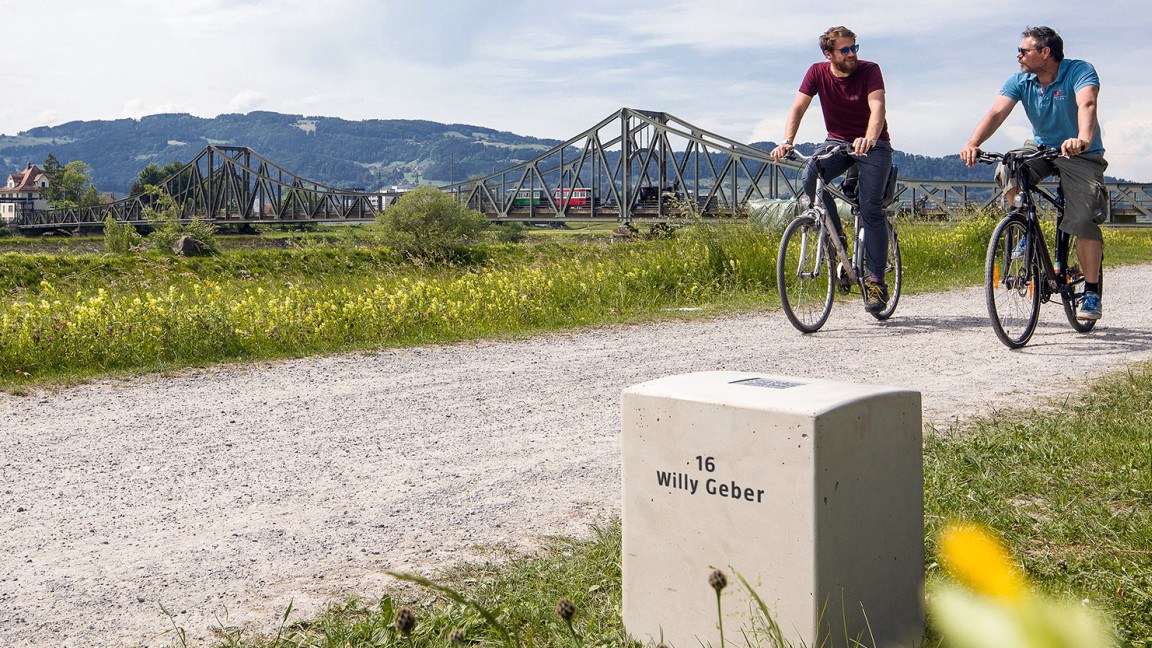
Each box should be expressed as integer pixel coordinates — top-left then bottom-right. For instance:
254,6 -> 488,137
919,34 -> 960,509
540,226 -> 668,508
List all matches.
173,235 -> 210,256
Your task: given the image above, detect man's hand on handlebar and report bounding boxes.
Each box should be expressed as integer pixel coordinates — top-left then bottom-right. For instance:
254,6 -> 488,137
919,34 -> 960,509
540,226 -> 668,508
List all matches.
1060,137 -> 1088,157
959,143 -> 983,167
769,143 -> 794,162
852,136 -> 876,157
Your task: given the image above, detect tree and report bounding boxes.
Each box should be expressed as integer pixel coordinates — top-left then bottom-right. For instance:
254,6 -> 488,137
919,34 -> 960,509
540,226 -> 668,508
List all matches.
103,214 -> 142,254
130,163 -> 164,197
142,186 -> 217,253
130,161 -> 186,198
45,160 -> 102,209
41,153 -> 64,203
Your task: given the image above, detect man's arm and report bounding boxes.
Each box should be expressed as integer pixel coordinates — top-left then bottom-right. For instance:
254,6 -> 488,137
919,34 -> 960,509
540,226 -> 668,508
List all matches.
854,89 -> 886,156
960,95 -> 1018,166
1061,84 -> 1099,156
770,92 -> 814,161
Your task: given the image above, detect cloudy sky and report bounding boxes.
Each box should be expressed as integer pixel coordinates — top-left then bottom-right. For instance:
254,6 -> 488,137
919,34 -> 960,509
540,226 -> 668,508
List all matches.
3,0 -> 1150,180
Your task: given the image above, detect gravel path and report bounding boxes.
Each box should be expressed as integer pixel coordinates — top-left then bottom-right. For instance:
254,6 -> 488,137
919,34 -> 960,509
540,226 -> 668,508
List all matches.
3,265 -> 1152,647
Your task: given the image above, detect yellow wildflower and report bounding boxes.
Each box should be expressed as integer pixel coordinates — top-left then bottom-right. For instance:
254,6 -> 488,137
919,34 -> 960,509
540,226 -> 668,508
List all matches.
939,522 -> 1027,600
930,522 -> 1117,648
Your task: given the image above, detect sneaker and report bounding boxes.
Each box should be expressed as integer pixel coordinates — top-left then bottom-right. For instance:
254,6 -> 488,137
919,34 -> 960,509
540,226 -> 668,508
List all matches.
1011,236 -> 1027,260
1077,291 -> 1102,320
863,279 -> 889,313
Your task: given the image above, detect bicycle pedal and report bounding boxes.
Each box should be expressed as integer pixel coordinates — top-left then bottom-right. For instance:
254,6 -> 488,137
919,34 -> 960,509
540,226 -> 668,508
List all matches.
834,263 -> 851,294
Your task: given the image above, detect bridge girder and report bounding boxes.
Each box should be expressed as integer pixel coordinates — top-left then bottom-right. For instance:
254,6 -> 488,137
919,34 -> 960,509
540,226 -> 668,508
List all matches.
441,108 -> 812,222
13,146 -> 387,230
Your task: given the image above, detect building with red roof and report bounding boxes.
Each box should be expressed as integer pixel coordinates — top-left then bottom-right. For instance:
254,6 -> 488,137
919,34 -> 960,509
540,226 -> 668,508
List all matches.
0,163 -> 49,222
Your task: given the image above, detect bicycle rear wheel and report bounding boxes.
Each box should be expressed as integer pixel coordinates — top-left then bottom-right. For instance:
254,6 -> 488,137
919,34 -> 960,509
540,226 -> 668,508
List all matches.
1060,236 -> 1100,333
777,213 -> 835,333
985,216 -> 1040,348
865,220 -> 902,320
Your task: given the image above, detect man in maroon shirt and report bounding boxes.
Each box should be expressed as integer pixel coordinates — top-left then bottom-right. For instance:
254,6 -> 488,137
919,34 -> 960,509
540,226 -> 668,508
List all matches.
770,26 -> 895,313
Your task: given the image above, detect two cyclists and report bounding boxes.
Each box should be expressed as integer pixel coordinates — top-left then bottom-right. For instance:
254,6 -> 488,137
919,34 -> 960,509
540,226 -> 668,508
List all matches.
771,25 -> 1108,336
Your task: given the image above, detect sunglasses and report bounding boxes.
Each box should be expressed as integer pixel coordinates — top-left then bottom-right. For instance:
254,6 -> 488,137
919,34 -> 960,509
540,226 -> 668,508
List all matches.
1017,47 -> 1035,55
837,44 -> 860,55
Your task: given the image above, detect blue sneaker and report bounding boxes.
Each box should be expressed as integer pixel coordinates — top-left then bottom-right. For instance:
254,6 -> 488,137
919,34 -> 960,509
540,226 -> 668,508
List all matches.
1077,291 -> 1102,321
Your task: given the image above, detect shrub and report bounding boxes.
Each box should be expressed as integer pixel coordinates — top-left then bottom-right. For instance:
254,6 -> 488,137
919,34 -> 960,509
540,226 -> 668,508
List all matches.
489,221 -> 528,244
143,186 -> 217,253
375,187 -> 487,260
102,214 -> 142,254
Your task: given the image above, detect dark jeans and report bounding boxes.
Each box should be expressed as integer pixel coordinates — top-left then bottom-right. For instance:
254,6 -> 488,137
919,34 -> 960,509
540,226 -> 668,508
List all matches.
801,138 -> 893,281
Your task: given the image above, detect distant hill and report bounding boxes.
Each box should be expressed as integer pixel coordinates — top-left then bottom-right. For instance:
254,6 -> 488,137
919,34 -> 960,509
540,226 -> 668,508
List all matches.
0,111 -> 1014,197
0,112 -> 560,197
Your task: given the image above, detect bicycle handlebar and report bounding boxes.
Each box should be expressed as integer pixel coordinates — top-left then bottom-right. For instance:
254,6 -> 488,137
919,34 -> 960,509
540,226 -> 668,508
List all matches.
973,147 -> 1064,166
785,143 -> 857,163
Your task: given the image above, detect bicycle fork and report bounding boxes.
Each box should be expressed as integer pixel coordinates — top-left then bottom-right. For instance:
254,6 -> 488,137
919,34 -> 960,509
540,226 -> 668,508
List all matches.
999,217 -> 1061,302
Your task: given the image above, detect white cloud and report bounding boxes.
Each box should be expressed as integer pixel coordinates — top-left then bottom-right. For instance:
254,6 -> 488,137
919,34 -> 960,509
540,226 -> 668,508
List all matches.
0,1 -> 1149,180
121,99 -> 191,120
227,92 -> 268,114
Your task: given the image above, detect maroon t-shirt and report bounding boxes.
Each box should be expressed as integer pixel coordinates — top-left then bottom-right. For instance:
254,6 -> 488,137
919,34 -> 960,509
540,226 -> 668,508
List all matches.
798,60 -> 890,142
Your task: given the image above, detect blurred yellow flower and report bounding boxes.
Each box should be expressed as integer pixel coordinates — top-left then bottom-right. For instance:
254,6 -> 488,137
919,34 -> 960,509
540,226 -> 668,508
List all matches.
930,522 -> 1117,648
939,522 -> 1026,601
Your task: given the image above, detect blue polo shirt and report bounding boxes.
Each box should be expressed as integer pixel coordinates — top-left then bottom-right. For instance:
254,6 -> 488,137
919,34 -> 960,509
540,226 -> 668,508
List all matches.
1000,58 -> 1104,154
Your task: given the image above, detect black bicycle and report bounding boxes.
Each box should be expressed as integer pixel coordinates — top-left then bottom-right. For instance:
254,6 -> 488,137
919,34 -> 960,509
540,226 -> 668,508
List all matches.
776,144 -> 902,333
976,148 -> 1099,348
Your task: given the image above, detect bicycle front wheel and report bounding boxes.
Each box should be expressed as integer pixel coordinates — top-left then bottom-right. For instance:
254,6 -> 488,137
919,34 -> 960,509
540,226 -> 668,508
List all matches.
777,213 -> 835,333
866,220 -> 902,320
985,217 -> 1040,348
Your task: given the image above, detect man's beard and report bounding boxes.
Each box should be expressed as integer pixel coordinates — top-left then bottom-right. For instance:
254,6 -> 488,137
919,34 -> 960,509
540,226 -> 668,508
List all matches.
832,58 -> 858,75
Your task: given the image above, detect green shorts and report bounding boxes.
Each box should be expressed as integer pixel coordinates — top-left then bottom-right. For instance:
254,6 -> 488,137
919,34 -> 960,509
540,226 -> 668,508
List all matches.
995,143 -> 1109,241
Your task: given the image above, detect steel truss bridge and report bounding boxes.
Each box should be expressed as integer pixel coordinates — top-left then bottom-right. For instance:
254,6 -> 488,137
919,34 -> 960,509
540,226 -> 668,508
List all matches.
13,146 -> 388,231
10,108 -> 1152,231
444,108 -> 1152,225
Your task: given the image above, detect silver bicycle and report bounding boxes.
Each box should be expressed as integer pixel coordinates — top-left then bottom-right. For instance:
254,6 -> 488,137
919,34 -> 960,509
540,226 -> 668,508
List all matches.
776,144 -> 902,333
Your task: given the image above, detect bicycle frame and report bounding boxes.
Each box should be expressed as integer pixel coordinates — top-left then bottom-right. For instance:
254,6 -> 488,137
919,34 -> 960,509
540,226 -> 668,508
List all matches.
998,152 -> 1077,303
794,146 -> 862,286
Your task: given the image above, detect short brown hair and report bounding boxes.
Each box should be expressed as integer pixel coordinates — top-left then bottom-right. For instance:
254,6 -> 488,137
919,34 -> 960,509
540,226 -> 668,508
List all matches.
820,26 -> 857,52
1023,25 -> 1064,62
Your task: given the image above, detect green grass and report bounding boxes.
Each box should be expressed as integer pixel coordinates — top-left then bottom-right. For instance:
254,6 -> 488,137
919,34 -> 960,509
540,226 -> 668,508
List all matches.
209,362 -> 1152,647
924,362 -> 1152,646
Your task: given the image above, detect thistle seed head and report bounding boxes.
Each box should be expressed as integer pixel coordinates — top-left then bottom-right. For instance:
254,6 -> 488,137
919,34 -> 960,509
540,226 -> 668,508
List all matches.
555,597 -> 576,622
394,606 -> 416,635
708,569 -> 728,592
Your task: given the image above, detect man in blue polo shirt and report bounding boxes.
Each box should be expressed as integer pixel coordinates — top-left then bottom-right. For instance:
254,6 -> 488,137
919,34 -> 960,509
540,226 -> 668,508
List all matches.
960,26 -> 1108,320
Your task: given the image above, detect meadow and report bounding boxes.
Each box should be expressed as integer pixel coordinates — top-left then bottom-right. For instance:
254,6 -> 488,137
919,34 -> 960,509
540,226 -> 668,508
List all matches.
11,215 -> 1145,388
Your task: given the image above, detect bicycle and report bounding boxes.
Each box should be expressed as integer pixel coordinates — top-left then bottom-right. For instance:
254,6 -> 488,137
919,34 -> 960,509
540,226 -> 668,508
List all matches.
975,147 -> 1100,348
776,143 -> 903,333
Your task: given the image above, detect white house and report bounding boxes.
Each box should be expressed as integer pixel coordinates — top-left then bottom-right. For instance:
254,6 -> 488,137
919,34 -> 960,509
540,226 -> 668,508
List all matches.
0,163 -> 49,223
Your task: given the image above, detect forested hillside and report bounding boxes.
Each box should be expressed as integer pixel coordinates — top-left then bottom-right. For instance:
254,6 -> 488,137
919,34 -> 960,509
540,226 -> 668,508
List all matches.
0,111 -> 1023,197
